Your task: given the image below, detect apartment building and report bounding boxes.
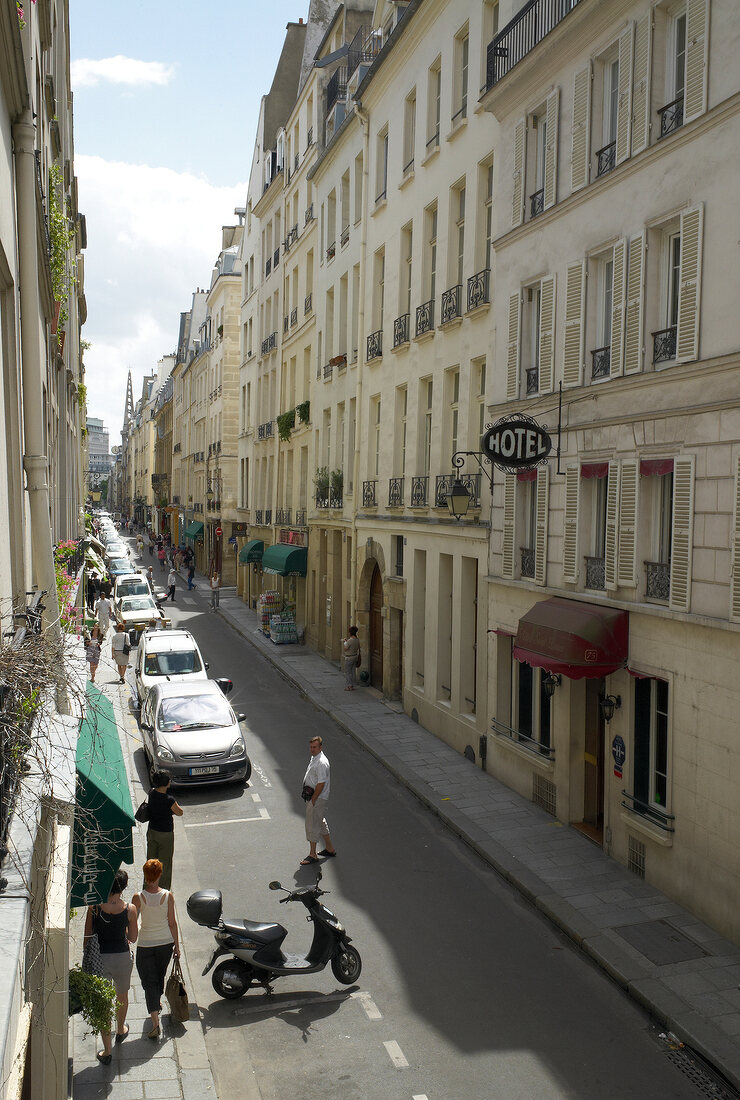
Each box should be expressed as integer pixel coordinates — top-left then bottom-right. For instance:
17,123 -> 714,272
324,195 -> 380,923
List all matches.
171,290 -> 208,546
481,0 -> 740,940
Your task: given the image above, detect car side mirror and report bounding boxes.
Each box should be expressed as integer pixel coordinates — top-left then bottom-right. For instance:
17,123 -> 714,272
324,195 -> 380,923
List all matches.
204,662 -> 210,670
141,722 -> 153,732
215,677 -> 233,695
236,713 -> 246,723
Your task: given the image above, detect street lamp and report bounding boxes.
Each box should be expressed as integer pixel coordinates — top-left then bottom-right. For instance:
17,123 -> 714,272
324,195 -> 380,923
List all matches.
599,694 -> 621,722
542,672 -> 561,698
445,450 -> 494,521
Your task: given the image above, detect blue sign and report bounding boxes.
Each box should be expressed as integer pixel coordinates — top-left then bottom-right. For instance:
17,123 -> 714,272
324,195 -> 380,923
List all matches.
228,536 -> 237,545
612,734 -> 626,777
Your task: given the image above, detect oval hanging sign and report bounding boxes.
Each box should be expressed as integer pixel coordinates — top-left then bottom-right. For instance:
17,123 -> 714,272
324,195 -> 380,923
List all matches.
481,415 -> 552,472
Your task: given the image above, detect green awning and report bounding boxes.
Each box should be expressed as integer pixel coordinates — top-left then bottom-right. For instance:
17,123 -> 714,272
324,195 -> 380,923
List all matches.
262,544 -> 307,577
184,521 -> 204,539
239,538 -> 264,564
70,683 -> 135,907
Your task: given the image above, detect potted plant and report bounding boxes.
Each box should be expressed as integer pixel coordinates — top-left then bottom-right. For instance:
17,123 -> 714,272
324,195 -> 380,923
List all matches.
68,966 -> 117,1032
276,408 -> 296,441
296,400 -> 310,425
314,466 -> 330,506
330,469 -> 343,503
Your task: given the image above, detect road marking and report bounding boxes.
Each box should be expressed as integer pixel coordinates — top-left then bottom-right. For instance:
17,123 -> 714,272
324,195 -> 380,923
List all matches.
232,990 -> 350,1016
251,762 -> 272,788
350,991 -> 382,1020
185,808 -> 270,828
250,792 -> 261,803
412,1095 -> 430,1099
384,1040 -> 409,1069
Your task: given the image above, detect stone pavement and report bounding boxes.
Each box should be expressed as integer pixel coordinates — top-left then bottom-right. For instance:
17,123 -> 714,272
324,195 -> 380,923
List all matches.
206,583 -> 740,1093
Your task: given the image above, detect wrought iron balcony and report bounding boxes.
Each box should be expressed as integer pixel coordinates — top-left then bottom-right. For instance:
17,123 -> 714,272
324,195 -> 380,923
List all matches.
306,127 -> 313,148
295,509 -> 306,527
283,316 -> 289,333
393,314 -> 410,347
347,25 -> 383,80
274,248 -> 279,268
645,560 -> 670,601
268,331 -> 277,351
520,546 -> 535,578
585,555 -> 606,590
467,269 -> 490,311
305,203 -> 314,225
362,480 -> 377,507
530,188 -> 544,218
341,224 -> 350,247
294,153 -> 299,171
323,363 -> 333,379
595,140 -> 616,177
326,242 -> 336,261
258,421 -> 273,440
255,509 -> 263,524
591,346 -> 611,378
526,367 -> 539,395
260,337 -> 270,356
316,489 -> 329,509
305,293 -> 312,314
410,475 -> 429,506
435,472 -> 481,509
264,509 -> 272,525
486,0 -> 583,89
416,299 -> 434,337
326,67 -> 347,114
367,329 -> 383,361
658,95 -> 684,138
388,477 -> 404,507
265,257 -> 271,277
329,488 -> 343,508
652,326 -> 677,364
426,129 -> 440,152
275,508 -> 291,525
290,307 -> 298,327
441,284 -> 462,325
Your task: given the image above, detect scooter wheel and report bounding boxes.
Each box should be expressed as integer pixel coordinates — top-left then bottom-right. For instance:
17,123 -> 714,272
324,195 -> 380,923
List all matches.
211,959 -> 254,999
331,944 -> 362,985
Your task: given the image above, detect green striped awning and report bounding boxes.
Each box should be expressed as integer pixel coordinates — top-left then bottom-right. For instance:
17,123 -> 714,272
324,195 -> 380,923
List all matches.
184,521 -> 204,539
239,539 -> 264,564
262,544 -> 307,577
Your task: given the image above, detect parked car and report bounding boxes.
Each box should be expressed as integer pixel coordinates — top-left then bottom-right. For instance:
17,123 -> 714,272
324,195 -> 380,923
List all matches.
133,629 -> 208,707
115,594 -> 166,642
108,558 -> 134,580
114,572 -> 155,605
139,680 -> 250,787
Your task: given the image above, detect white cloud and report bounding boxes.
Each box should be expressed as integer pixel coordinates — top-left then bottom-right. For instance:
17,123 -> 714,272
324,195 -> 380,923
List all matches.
76,155 -> 246,437
71,56 -> 175,88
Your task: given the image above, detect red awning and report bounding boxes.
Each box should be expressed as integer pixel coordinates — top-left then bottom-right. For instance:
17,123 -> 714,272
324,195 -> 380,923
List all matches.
580,462 -> 609,479
640,458 -> 674,477
516,469 -> 537,482
513,598 -> 628,680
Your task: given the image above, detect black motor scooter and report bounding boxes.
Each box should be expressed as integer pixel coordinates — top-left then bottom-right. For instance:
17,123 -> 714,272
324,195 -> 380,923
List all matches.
187,872 -> 361,999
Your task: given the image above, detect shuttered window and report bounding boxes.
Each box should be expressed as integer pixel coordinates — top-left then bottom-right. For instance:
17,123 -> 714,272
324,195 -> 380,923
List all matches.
617,461 -> 639,587
562,466 -> 580,583
502,475 -> 516,578
676,205 -> 703,363
571,66 -> 591,191
631,14 -> 652,155
512,118 -> 526,228
506,292 -> 521,400
669,455 -> 695,612
624,233 -> 645,375
684,0 -> 708,123
563,262 -> 585,387
731,455 -> 740,623
535,466 -> 549,586
610,239 -> 627,377
538,275 -> 556,393
615,25 -> 634,165
543,89 -> 559,210
605,461 -> 620,590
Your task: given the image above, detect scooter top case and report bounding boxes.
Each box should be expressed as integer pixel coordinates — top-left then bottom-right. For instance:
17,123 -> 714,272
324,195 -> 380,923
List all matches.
187,889 -> 222,927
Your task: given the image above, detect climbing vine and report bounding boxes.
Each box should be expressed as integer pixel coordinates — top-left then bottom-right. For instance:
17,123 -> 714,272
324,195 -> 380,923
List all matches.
48,163 -> 75,332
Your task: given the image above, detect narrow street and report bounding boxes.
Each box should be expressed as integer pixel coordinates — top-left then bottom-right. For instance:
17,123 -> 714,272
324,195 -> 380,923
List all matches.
132,557 -> 704,1100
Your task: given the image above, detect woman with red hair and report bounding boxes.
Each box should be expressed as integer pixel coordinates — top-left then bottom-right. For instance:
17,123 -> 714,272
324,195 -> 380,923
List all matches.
132,859 -> 180,1039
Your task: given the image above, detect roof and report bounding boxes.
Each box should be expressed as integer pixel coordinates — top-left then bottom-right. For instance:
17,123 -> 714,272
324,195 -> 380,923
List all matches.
144,631 -> 200,652
150,680 -> 230,700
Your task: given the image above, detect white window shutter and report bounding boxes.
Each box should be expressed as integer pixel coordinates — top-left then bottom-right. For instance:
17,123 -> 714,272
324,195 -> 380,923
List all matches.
563,261 -> 586,388
731,454 -> 740,623
615,25 -> 634,165
562,465 -> 580,583
543,88 -> 560,210
676,204 -> 703,363
631,13 -> 652,156
502,476 -> 516,578
624,233 -> 645,375
538,275 -> 556,393
605,462 -> 620,591
684,0 -> 709,123
535,466 -> 550,586
507,292 -> 521,400
610,238 -> 627,377
571,65 -> 592,192
512,118 -> 526,228
617,461 -> 639,587
669,456 -> 695,612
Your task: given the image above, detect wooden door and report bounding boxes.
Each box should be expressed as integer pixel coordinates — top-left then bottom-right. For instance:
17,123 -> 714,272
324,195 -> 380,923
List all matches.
369,565 -> 383,688
583,677 -> 605,838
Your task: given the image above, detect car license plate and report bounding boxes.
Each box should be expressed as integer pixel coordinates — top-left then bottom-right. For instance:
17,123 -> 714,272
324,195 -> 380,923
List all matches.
189,765 -> 219,776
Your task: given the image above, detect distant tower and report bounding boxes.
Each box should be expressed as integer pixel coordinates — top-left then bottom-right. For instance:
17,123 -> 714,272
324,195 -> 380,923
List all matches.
123,370 -> 134,429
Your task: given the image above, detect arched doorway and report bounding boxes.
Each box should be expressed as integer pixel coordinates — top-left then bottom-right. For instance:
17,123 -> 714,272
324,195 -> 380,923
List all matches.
369,565 -> 383,688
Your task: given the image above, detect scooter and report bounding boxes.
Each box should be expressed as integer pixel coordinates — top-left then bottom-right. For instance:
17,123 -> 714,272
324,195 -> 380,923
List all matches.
187,872 -> 361,999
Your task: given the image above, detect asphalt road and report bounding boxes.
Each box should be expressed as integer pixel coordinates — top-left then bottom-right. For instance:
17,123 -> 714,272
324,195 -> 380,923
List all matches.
128,550 -> 704,1100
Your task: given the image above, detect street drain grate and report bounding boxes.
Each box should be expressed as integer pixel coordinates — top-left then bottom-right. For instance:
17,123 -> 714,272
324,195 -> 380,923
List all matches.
658,1034 -> 740,1099
614,918 -> 708,964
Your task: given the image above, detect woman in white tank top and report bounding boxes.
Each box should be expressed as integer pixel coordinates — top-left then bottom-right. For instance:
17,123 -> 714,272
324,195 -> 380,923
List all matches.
132,858 -> 180,1039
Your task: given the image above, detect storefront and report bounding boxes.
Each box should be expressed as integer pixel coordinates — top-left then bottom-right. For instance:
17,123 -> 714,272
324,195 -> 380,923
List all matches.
238,538 -> 264,607
261,544 -> 308,632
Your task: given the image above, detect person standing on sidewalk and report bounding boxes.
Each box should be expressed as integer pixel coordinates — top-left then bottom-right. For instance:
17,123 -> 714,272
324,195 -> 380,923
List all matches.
187,561 -> 196,590
96,591 -> 113,637
111,623 -> 130,684
83,869 -> 138,1063
342,626 -> 360,691
157,543 -> 167,573
85,627 -> 102,683
144,772 -> 183,890
209,571 -> 220,610
132,859 -> 180,1041
300,736 -> 336,865
166,567 -> 177,603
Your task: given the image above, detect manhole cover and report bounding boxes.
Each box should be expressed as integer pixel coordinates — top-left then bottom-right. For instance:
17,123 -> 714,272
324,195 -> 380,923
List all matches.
613,919 -> 708,965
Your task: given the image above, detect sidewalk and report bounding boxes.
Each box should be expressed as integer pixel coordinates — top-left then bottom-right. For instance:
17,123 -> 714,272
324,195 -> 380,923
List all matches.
208,582 -> 740,1093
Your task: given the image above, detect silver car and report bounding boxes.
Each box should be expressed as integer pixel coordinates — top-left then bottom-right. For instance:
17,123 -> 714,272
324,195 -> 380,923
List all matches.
139,680 -> 251,787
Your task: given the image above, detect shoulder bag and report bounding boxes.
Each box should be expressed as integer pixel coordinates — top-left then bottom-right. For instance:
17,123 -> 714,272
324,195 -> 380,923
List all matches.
134,798 -> 150,823
165,957 -> 190,1021
81,910 -> 104,977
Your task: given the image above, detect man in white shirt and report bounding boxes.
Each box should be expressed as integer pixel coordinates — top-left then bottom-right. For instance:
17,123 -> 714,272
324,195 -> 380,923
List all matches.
301,736 -> 336,864
96,593 -> 113,637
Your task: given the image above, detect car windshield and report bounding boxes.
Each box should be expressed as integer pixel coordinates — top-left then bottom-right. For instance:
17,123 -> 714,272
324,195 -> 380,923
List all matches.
121,597 -> 156,613
157,695 -> 233,731
144,650 -> 202,676
111,560 -> 130,570
118,582 -> 149,598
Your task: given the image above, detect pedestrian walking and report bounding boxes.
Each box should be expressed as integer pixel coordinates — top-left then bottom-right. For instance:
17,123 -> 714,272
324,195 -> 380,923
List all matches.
136,534 -> 144,557
86,575 -> 98,611
300,735 -> 336,865
85,627 -> 102,683
111,623 -> 130,684
157,544 -> 166,573
187,562 -> 196,590
144,772 -> 183,890
166,568 -> 177,603
342,626 -> 360,691
83,869 -> 138,1063
147,533 -> 154,557
132,859 -> 181,1041
146,565 -> 155,591
209,571 -> 220,610
96,592 -> 113,636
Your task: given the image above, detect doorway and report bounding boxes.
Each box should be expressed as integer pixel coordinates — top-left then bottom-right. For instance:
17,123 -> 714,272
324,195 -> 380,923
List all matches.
369,565 -> 383,689
579,677 -> 605,844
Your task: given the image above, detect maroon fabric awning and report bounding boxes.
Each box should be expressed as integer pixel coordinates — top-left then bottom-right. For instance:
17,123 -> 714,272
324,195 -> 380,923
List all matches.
513,598 -> 628,680
516,469 -> 537,482
640,458 -> 674,477
580,462 -> 609,479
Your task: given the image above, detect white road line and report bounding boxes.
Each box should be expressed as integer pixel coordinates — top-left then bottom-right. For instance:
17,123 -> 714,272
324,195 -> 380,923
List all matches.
412,1095 -> 429,1099
383,1040 -> 409,1069
251,762 -> 272,788
232,991 -> 350,1016
250,792 -> 262,803
185,808 -> 270,828
350,991 -> 382,1020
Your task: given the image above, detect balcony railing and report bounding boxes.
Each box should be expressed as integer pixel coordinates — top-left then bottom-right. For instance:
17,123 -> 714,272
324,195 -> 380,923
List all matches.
264,509 -> 272,525
326,67 -> 347,114
305,203 -> 314,225
305,293 -> 312,314
276,508 -> 291,525
530,188 -> 544,218
388,477 -> 404,507
645,560 -> 670,601
595,140 -> 616,177
658,95 -> 684,138
268,331 -> 277,351
591,346 -> 611,378
426,129 -> 440,152
307,127 -> 313,148
274,248 -> 280,268
316,489 -> 329,509
283,316 -> 289,334
347,25 -> 383,80
491,717 -> 555,760
295,509 -> 306,527
393,313 -> 410,347
290,307 -> 298,327
435,472 -> 481,509
416,299 -> 434,337
403,157 -> 414,177
362,480 -> 377,507
255,509 -> 263,524
486,0 -> 583,89
520,546 -> 535,578
410,475 -> 429,506
367,329 -> 383,361
652,326 -> 677,364
467,268 -> 490,311
323,363 -> 333,379
441,284 -> 462,325
265,257 -> 271,277
341,224 -> 350,247
258,421 -> 273,440
326,242 -> 336,261
585,555 -> 606,590
329,488 -> 343,509
526,367 -> 539,395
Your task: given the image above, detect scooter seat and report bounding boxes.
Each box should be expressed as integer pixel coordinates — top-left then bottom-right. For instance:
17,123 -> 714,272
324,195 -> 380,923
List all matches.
222,918 -> 286,944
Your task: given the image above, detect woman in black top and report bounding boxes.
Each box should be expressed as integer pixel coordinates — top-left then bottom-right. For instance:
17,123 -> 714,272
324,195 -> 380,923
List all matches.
83,869 -> 138,1064
146,771 -> 183,890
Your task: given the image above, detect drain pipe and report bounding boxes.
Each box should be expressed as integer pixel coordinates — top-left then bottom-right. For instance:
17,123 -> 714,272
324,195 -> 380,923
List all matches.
350,99 -> 370,628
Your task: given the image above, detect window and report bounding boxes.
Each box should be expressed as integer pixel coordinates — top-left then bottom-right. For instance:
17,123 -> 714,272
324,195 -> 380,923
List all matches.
447,368 -> 460,459
453,27 -> 469,124
353,152 -> 363,224
667,233 -> 681,330
376,127 -> 389,203
450,183 -> 465,287
394,535 -> 404,577
523,283 -> 541,393
594,52 -> 619,176
482,158 -> 493,271
533,111 -> 547,205
511,275 -> 555,399
633,678 -> 670,818
475,359 -> 487,439
421,379 -> 433,475
403,90 -> 416,176
481,1 -> 500,87
400,222 -> 413,317
426,58 -> 441,152
341,170 -> 350,242
372,397 -> 381,476
511,655 -> 552,754
590,250 -> 615,378
425,203 -> 438,302
396,385 -> 408,475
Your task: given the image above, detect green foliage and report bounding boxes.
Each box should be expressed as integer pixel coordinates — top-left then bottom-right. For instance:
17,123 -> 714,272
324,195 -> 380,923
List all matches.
313,465 -> 329,494
69,967 -> 117,1033
296,400 -> 310,425
78,382 -> 87,410
330,469 -> 343,498
276,409 -> 296,442
48,164 -> 76,331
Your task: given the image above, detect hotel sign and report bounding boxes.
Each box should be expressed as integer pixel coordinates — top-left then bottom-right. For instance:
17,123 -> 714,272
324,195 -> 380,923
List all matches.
481,414 -> 552,472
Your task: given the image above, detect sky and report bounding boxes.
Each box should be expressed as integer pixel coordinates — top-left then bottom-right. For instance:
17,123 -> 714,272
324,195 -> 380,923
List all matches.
69,0 -> 306,445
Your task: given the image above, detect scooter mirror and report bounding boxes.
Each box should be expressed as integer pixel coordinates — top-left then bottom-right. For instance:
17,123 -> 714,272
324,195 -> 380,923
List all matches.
268,881 -> 282,890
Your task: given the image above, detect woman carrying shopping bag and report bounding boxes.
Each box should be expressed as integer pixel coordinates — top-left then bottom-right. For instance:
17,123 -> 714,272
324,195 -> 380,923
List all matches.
83,869 -> 138,1064
132,859 -> 181,1040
